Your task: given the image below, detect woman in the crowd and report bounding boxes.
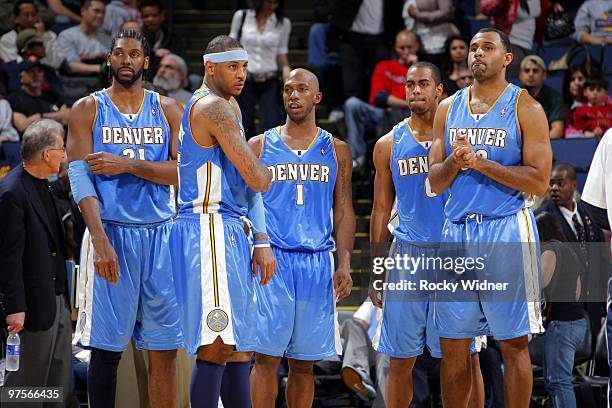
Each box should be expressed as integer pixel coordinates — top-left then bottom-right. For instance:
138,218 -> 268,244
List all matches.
536,212 -> 587,408
229,0 -> 291,139
441,35 -> 468,96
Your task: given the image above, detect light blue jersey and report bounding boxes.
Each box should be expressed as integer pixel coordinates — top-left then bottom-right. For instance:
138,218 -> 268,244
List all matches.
391,119 -> 447,244
259,127 -> 337,251
171,87 -> 257,354
375,119 -> 448,358
444,84 -> 525,222
177,87 -> 248,221
254,126 -> 342,360
91,89 -> 174,224
74,89 -> 182,352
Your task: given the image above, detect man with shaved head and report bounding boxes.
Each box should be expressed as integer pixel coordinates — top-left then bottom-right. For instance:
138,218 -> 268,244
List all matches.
343,29 -> 420,171
248,68 -> 355,407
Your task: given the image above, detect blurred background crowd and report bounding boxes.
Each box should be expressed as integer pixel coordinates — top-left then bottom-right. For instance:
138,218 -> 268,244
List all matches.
0,0 -> 610,407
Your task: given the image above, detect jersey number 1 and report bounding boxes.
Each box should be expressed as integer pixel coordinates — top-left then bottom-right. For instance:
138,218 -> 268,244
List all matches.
123,148 -> 146,160
296,184 -> 304,206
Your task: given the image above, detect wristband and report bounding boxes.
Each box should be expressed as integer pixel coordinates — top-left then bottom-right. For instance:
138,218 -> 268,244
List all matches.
68,160 -> 98,204
253,240 -> 270,248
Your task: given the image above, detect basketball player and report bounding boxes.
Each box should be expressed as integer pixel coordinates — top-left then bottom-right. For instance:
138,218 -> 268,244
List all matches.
66,31 -> 184,408
369,62 -> 484,408
169,35 -> 274,408
428,28 -> 552,408
248,68 -> 355,408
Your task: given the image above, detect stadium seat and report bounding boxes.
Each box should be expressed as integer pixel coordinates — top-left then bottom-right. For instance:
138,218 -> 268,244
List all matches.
544,75 -> 564,93
550,138 -> 599,192
1,141 -> 21,168
539,46 -> 571,66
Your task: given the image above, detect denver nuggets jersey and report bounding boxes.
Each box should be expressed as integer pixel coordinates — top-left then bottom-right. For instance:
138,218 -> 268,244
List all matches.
92,89 -> 174,224
177,88 -> 248,220
391,119 -> 447,243
444,84 -> 525,221
260,127 -> 337,251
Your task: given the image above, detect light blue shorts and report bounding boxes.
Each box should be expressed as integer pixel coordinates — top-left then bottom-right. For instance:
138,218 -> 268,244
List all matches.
170,214 -> 256,355
434,209 -> 544,340
254,247 -> 341,360
74,220 -> 183,351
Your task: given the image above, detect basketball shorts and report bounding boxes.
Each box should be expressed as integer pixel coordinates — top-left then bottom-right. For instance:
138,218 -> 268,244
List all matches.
254,247 -> 342,360
73,220 -> 183,351
434,208 -> 544,340
373,241 -> 443,358
170,214 -> 256,355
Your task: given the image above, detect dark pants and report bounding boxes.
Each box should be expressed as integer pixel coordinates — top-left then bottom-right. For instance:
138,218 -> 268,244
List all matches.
5,295 -> 72,407
236,77 -> 283,139
340,32 -> 389,100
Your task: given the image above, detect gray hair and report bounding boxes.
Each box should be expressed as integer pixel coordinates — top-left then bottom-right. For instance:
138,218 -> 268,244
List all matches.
21,119 -> 64,161
167,53 -> 188,79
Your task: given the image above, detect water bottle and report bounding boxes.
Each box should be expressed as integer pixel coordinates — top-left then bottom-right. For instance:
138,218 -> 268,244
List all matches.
6,333 -> 20,372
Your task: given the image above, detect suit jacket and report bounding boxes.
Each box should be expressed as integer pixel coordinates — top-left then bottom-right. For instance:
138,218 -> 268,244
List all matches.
0,165 -> 67,331
536,201 -> 610,301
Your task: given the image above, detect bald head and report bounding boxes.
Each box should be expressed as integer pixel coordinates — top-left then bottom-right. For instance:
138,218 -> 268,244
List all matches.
286,68 -> 320,92
282,68 -> 322,124
396,30 -> 418,46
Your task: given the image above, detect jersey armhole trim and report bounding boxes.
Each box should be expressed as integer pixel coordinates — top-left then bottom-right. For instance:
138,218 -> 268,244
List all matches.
90,94 -> 98,133
258,132 -> 266,159
189,94 -> 219,149
515,88 -> 524,143
443,92 -> 458,145
157,92 -> 171,130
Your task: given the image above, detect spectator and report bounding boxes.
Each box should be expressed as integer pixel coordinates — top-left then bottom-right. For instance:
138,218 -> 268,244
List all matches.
443,63 -> 473,98
57,0 -> 109,76
307,0 -> 343,121
119,19 -> 141,33
574,0 -> 612,46
0,99 -> 19,143
0,0 -> 66,69
0,0 -> 54,35
141,0 -> 182,80
402,0 -> 456,66
341,300 -> 388,405
573,76 -> 612,138
441,35 -> 468,84
536,163 -> 610,344
330,0 -> 404,101
518,55 -> 564,138
0,29 -> 64,99
0,119 -> 71,398
562,64 -> 589,137
152,53 -> 191,106
508,0 -> 542,77
7,60 -> 70,134
343,30 -> 418,169
101,0 -> 139,41
229,0 -> 292,138
536,211 -> 587,408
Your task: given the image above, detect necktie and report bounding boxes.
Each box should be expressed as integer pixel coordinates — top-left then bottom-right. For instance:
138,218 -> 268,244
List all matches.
572,213 -> 588,261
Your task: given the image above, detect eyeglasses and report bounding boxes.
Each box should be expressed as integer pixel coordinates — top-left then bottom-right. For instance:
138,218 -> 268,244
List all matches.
47,147 -> 66,153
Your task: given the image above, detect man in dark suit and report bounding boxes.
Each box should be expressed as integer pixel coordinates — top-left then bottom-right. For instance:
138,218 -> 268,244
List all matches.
0,119 -> 71,403
537,163 -> 610,338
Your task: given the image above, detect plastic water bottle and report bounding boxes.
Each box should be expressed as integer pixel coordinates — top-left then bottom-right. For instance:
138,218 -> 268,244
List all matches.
6,333 -> 20,372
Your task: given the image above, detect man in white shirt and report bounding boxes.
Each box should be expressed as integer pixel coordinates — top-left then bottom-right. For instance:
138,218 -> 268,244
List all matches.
581,128 -> 612,408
